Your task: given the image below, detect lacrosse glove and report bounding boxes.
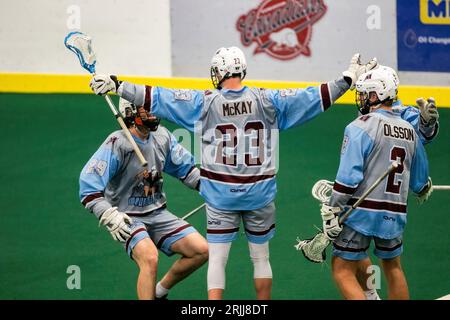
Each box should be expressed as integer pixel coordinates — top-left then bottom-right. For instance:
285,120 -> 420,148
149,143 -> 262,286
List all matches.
99,207 -> 133,242
320,204 -> 342,240
342,53 -> 378,90
90,75 -> 122,96
417,177 -> 433,204
416,97 -> 439,128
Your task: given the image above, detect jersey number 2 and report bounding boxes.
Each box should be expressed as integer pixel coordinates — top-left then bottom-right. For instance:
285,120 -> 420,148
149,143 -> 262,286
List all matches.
386,146 -> 406,194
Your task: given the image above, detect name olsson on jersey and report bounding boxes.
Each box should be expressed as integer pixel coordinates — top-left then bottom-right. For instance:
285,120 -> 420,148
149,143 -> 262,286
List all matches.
383,124 -> 415,141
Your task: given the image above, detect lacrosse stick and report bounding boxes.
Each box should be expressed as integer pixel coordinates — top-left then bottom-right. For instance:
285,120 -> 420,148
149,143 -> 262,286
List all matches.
181,203 -> 206,220
64,31 -> 147,167
433,185 -> 450,190
295,161 -> 399,263
311,179 -> 334,204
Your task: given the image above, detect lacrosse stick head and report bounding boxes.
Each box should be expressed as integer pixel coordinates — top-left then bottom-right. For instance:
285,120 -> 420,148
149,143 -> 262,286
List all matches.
64,31 -> 97,74
311,179 -> 334,204
295,232 -> 330,263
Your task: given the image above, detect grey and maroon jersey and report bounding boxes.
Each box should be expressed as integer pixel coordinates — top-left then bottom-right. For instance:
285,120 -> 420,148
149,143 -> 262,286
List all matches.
119,78 -> 350,210
330,109 -> 429,239
79,126 -> 199,218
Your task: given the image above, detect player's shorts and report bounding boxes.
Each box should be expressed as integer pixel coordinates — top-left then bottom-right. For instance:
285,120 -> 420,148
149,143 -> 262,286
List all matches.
332,224 -> 403,261
124,206 -> 197,258
206,201 -> 275,244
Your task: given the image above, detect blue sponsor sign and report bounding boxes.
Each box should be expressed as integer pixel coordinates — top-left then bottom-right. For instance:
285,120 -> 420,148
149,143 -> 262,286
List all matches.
397,0 -> 450,72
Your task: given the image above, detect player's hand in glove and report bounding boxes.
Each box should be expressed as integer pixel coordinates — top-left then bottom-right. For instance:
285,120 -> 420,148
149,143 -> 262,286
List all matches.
417,177 -> 433,204
321,204 -> 342,240
343,53 -> 378,90
99,207 -> 133,242
416,97 -> 439,127
89,75 -> 122,96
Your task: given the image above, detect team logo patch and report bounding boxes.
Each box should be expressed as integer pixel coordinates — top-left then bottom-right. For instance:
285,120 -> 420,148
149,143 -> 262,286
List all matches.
85,159 -> 107,176
236,0 -> 327,60
174,90 -> 192,101
106,136 -> 118,145
170,144 -> 189,165
280,89 -> 297,97
341,135 -> 349,155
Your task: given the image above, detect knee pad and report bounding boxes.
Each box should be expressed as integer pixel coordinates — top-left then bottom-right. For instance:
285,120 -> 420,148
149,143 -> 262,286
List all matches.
249,242 -> 272,279
207,242 -> 231,290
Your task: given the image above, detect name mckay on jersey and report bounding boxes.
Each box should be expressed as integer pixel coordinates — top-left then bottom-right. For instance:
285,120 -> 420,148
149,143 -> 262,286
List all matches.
222,101 -> 254,117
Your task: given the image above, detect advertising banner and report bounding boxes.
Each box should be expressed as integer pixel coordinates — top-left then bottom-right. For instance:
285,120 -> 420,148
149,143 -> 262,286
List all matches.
397,0 -> 450,72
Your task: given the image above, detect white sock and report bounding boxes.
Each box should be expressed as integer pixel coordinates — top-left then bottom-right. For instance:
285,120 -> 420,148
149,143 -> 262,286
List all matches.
156,282 -> 169,298
364,289 -> 381,300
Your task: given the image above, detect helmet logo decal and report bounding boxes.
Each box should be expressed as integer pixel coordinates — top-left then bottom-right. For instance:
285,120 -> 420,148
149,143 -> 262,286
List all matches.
236,0 -> 327,61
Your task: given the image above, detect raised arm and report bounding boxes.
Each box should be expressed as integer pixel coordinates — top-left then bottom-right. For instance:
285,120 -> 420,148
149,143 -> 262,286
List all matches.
265,54 -> 378,130
89,75 -> 204,132
265,77 -> 349,130
396,98 -> 439,145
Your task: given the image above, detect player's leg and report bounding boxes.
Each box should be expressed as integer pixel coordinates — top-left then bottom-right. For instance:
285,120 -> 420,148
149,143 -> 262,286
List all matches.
132,238 -> 159,299
125,221 -> 158,300
145,208 -> 203,299
380,257 -> 409,299
243,202 -> 275,300
356,258 -> 382,300
332,256 -> 365,299
158,232 -> 208,295
249,242 -> 272,300
207,242 -> 232,300
205,205 -> 240,300
331,225 -> 371,300
374,236 -> 408,300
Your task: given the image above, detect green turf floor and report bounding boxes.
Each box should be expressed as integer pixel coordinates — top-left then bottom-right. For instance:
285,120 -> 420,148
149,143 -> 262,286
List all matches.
0,93 -> 448,300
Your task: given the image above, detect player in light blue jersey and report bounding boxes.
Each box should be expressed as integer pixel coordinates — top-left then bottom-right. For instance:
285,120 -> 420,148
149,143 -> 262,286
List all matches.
321,67 -> 433,300
79,99 -> 208,300
88,48 -> 378,299
353,66 -> 440,300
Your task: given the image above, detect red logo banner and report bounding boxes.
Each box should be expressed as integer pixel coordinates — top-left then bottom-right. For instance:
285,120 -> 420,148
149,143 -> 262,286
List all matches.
237,0 -> 327,60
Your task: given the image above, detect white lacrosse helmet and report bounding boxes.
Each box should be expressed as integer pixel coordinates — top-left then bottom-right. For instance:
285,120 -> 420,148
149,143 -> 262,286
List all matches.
378,65 -> 400,87
355,67 -> 399,115
210,46 -> 247,89
119,97 -> 136,127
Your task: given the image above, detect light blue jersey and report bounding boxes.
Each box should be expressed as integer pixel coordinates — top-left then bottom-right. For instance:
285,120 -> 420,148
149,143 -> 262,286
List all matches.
79,126 -> 199,218
119,78 -> 350,210
330,109 -> 429,239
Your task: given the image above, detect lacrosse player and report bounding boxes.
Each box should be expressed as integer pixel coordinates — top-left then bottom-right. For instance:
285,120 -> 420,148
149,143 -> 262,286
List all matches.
322,67 -> 432,300
79,98 -> 208,300
355,66 -> 439,300
88,47 -> 378,300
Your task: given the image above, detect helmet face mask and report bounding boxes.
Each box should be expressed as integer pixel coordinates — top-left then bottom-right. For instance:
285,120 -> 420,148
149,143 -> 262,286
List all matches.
356,91 -> 382,115
119,98 -> 160,132
210,46 -> 247,89
355,67 -> 399,115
